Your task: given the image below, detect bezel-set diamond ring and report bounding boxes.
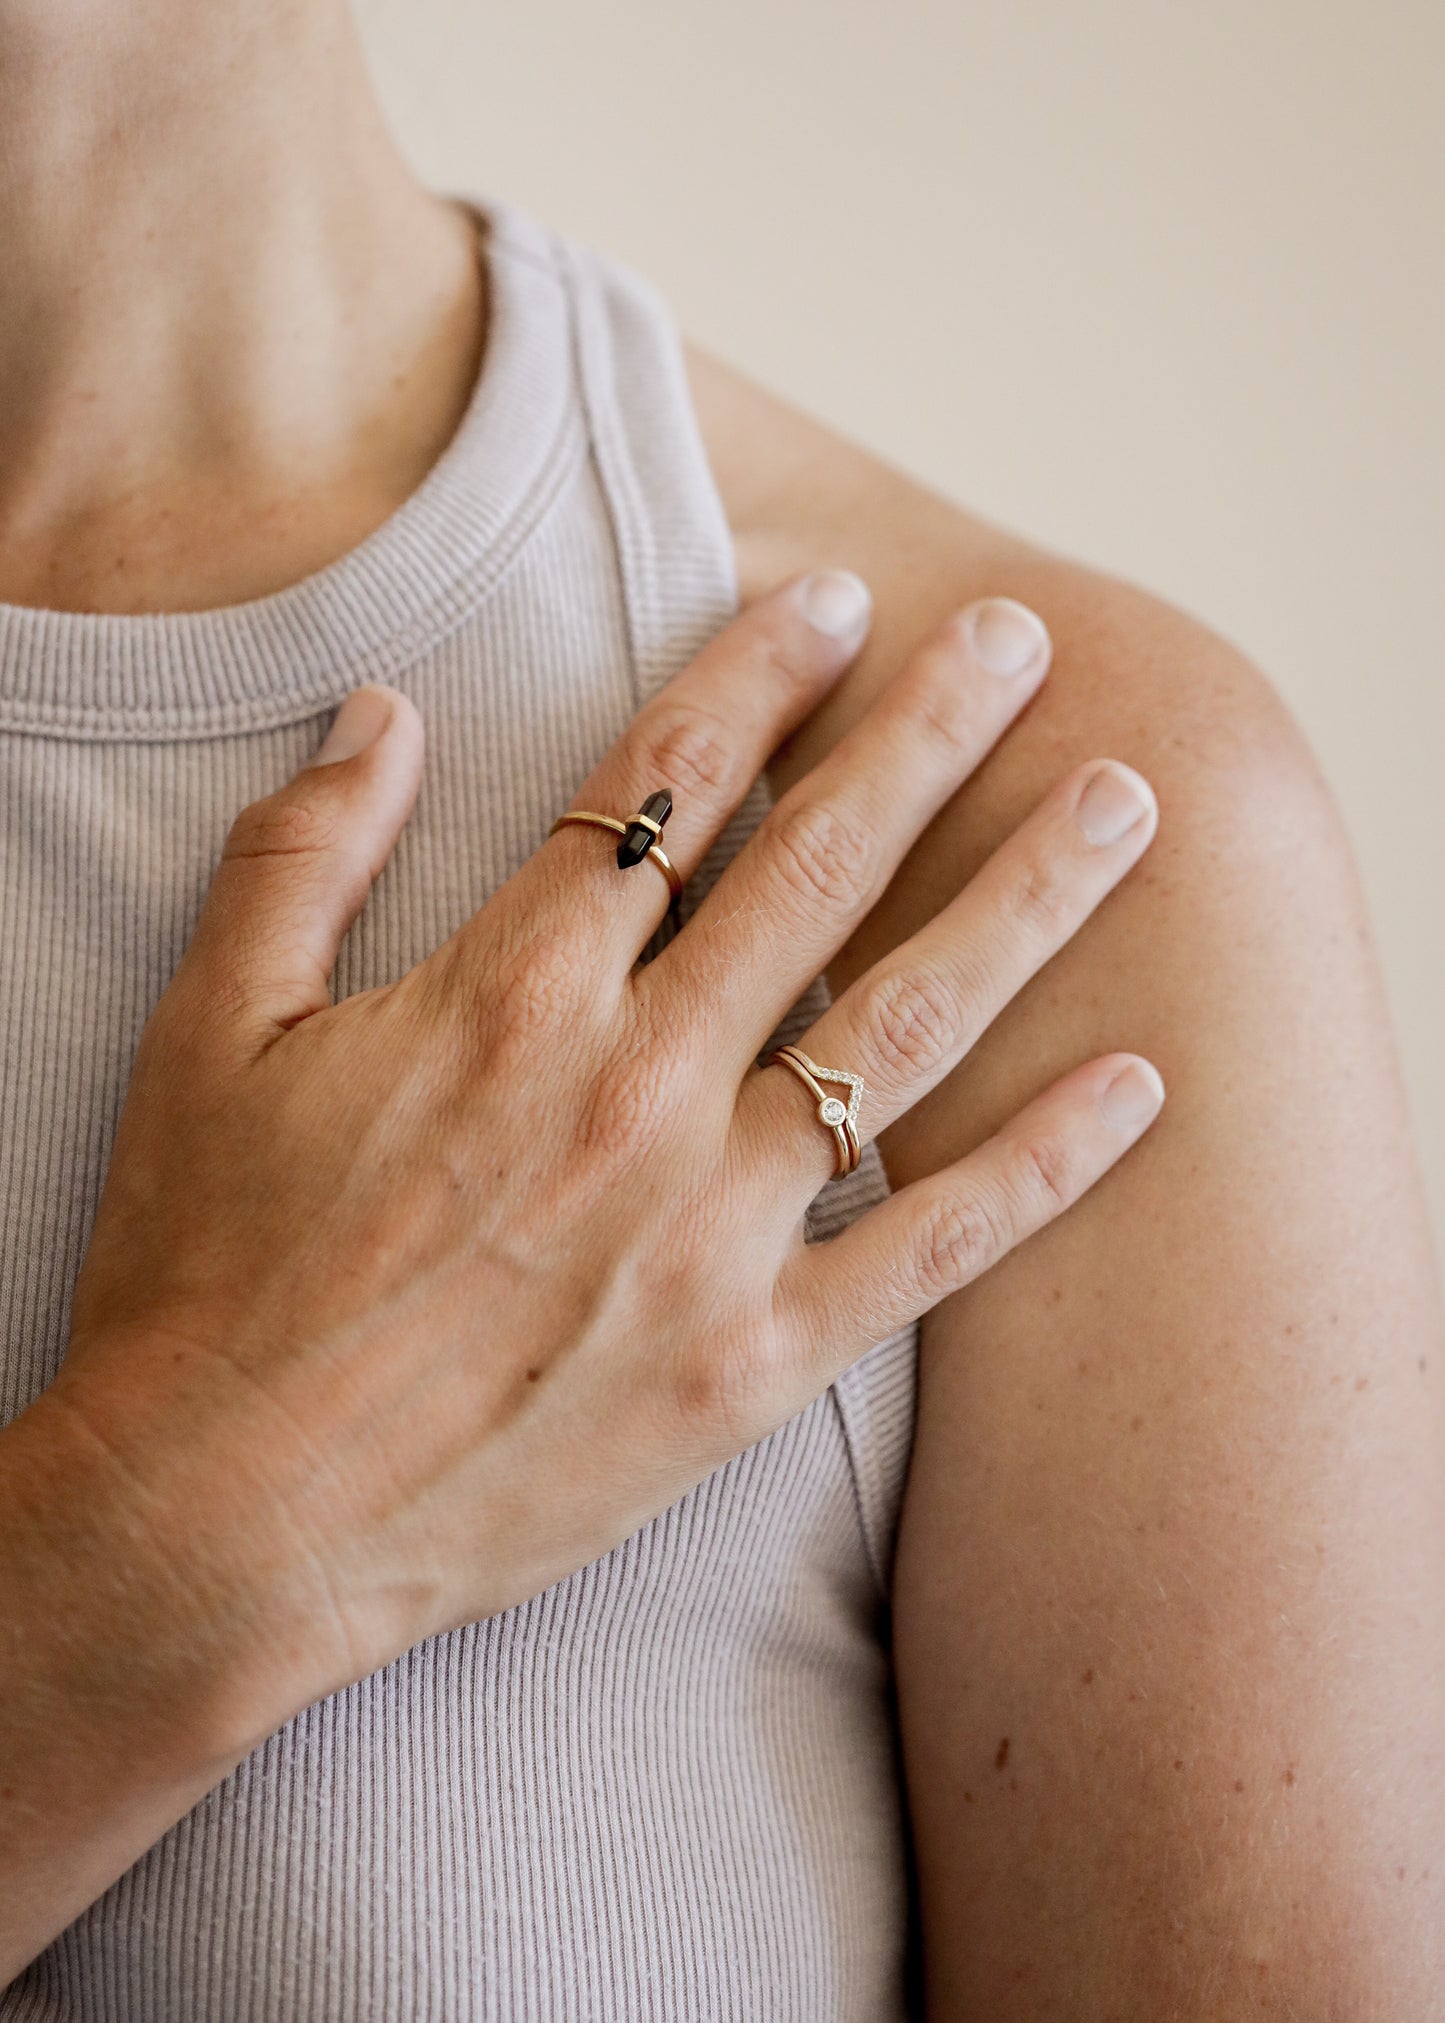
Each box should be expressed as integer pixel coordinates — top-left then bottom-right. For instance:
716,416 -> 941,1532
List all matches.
767,1046 -> 864,1178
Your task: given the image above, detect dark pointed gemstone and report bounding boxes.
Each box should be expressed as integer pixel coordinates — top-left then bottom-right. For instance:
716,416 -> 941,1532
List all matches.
616,788 -> 674,869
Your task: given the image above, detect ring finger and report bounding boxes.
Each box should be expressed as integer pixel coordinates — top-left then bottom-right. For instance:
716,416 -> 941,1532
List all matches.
738,756 -> 1159,1194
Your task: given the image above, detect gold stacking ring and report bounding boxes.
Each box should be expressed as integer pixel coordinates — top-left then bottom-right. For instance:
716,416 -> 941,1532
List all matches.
549,787 -> 683,904
767,1045 -> 864,1178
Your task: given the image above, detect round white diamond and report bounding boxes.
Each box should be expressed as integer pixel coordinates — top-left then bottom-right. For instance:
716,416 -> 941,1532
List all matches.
819,1096 -> 847,1127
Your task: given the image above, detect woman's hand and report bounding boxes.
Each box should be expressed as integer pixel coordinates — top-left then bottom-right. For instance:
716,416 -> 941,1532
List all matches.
49,571 -> 1161,1745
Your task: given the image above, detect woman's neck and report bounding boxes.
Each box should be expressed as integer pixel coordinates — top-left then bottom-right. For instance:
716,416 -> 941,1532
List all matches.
0,0 -> 486,613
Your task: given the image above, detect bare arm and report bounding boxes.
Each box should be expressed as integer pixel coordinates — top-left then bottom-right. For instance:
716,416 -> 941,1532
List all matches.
883,570 -> 1445,2016
692,345 -> 1445,2013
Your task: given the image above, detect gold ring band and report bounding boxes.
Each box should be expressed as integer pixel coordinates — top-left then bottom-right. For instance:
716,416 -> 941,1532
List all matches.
549,810 -> 684,903
767,1044 -> 864,1178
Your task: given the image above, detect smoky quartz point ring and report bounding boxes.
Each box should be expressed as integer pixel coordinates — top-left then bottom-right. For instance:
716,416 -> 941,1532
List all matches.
549,788 -> 683,904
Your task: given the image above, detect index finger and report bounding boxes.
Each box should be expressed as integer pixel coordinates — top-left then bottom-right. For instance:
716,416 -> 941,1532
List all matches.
502,570 -> 875,984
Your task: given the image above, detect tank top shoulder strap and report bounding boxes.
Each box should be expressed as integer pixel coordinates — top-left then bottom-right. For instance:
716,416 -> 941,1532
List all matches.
544,227 -> 742,705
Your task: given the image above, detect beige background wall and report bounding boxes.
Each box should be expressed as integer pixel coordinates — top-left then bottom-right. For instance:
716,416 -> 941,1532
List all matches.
358,0 -> 1445,1254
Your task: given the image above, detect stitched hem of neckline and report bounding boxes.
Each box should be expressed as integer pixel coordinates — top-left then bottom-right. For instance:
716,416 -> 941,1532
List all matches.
0,418 -> 586,744
0,195 -> 579,741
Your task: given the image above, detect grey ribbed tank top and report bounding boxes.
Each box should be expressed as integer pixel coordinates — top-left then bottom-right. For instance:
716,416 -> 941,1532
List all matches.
0,199 -> 918,2022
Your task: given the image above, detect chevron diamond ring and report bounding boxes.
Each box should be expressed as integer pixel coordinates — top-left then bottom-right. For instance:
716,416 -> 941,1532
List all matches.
766,1044 -> 864,1179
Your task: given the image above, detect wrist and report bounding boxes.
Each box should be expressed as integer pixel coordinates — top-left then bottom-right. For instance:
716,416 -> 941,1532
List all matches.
1,1378 -> 300,1778
0,1386 -> 308,1979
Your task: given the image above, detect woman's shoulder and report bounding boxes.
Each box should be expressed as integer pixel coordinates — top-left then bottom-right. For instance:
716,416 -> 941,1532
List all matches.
685,344 -> 1445,2017
684,340 -> 1017,609
683,339 -> 1309,804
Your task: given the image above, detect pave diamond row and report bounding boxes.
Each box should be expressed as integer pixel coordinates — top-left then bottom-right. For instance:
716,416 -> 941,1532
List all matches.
793,1057 -> 863,1133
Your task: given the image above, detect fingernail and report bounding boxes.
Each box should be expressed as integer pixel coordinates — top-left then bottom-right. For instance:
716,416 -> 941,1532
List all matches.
1075,761 -> 1156,847
1099,1059 -> 1166,1134
963,597 -> 1051,679
799,569 -> 873,642
307,687 -> 395,767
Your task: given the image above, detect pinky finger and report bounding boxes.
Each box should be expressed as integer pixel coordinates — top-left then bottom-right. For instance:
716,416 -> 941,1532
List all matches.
786,1054 -> 1165,1361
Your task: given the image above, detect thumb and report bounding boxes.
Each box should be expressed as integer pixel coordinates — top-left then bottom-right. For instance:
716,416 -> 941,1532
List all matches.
175,685 -> 425,1046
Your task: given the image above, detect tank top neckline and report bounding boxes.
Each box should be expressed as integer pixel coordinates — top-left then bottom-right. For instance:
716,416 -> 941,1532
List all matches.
0,197 -> 583,742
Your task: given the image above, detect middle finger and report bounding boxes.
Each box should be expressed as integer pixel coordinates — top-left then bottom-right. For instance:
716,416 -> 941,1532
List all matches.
645,596 -> 1053,1062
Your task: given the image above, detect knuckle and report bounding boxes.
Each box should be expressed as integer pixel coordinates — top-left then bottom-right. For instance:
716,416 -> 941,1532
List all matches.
748,623 -> 821,705
1012,847 -> 1076,941
132,989 -> 205,1085
1012,1132 -> 1078,1216
143,955 -> 277,1079
223,791 -> 340,868
642,704 -> 737,804
767,800 -> 875,912
490,931 -> 585,1043
575,1043 -> 679,1162
672,1323 -> 781,1447
914,1194 -> 999,1297
857,964 -> 965,1081
176,962 -> 261,1036
906,651 -> 984,766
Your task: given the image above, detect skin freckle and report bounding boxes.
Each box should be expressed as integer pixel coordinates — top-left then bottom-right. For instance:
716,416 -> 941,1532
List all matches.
525,1368 -> 541,1383
1284,1766 -> 1296,1786
1130,1415 -> 1144,1432
1354,1375 -> 1369,1391
1233,1780 -> 1245,1793
1173,1759 -> 1184,1771
1082,1670 -> 1094,1685
994,1738 -> 1010,1770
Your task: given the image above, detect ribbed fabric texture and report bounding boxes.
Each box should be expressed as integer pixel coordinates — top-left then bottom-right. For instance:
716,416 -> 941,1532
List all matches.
0,199 -> 918,2022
